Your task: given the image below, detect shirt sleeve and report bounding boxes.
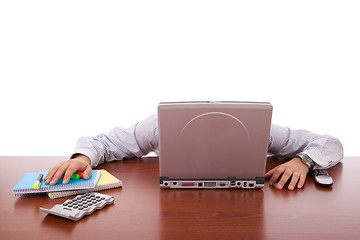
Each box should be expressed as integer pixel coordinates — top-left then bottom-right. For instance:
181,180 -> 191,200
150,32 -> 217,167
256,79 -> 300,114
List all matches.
268,124 -> 344,169
72,113 -> 159,168
73,112 -> 344,170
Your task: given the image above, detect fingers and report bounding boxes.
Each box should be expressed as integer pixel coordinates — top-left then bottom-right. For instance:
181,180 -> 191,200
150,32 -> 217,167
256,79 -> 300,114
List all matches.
275,168 -> 292,190
44,164 -> 56,184
45,161 -> 66,185
266,157 -> 309,190
268,166 -> 285,186
44,157 -> 92,185
62,164 -> 79,185
288,172 -> 300,190
46,161 -> 74,185
83,165 -> 92,180
266,166 -> 307,190
264,167 -> 276,179
297,174 -> 306,189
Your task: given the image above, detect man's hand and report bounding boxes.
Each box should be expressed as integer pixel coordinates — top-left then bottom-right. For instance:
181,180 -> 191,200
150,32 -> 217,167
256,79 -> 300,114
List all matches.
44,155 -> 92,185
264,157 -> 309,190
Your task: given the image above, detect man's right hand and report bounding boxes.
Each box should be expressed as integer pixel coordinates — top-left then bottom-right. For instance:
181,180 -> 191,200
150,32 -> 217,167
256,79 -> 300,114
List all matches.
44,155 -> 92,185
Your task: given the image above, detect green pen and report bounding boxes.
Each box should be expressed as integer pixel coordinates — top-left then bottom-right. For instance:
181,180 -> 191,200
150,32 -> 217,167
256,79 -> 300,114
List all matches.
71,173 -> 80,180
47,171 -> 82,181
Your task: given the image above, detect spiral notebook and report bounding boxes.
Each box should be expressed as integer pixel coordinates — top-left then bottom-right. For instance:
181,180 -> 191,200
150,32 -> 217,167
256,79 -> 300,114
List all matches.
12,170 -> 101,196
47,169 -> 122,199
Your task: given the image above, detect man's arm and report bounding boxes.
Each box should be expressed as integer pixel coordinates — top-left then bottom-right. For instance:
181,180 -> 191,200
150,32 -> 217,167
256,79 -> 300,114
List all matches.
45,113 -> 159,185
265,124 -> 344,190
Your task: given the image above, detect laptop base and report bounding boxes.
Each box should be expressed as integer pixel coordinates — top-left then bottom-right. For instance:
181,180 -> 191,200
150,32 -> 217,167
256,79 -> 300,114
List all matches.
160,177 -> 264,189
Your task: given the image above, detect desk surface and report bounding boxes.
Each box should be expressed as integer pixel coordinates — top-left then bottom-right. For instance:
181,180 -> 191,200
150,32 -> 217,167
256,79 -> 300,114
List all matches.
1,156 -> 359,240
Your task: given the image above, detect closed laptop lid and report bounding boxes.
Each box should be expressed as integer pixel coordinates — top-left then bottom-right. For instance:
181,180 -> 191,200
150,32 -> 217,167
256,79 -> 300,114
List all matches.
158,101 -> 272,181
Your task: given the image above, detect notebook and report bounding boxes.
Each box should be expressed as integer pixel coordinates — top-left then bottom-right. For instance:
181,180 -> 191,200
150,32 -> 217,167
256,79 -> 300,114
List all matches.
158,101 -> 273,189
47,169 -> 122,199
12,170 -> 101,196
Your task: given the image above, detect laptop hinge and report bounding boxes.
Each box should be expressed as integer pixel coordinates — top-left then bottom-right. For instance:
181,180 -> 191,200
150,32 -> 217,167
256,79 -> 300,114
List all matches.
255,177 -> 264,185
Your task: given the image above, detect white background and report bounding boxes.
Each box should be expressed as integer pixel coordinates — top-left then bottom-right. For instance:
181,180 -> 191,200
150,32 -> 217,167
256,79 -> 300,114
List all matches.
1,1 -> 359,156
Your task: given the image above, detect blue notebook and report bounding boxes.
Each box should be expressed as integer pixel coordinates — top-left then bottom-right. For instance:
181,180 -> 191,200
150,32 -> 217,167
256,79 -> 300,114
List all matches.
12,170 -> 101,196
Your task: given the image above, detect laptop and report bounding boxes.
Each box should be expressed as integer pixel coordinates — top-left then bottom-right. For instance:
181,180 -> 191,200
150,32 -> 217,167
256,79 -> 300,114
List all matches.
158,101 -> 273,189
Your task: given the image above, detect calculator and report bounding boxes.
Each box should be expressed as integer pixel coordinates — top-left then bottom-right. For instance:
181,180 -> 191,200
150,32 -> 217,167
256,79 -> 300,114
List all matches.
40,192 -> 114,221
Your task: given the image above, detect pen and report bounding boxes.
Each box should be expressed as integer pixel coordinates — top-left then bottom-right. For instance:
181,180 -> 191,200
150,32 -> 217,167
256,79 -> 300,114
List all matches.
71,172 -> 84,180
33,173 -> 43,190
46,170 -> 84,181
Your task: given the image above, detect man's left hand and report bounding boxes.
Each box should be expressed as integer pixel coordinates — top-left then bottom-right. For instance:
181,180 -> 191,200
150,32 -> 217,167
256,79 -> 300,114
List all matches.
265,157 -> 309,190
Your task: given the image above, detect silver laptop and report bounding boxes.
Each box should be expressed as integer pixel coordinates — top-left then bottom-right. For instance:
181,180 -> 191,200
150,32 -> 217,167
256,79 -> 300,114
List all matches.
158,101 -> 273,189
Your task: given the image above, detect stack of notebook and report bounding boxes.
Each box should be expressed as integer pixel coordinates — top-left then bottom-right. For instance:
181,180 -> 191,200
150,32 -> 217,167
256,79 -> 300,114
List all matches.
12,169 -> 122,199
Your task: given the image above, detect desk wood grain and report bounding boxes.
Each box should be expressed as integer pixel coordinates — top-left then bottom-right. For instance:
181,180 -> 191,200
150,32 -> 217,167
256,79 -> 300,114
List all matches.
0,156 -> 359,240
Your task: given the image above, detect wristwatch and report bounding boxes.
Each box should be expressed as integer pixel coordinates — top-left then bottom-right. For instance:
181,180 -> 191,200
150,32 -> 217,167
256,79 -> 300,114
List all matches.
296,153 -> 315,171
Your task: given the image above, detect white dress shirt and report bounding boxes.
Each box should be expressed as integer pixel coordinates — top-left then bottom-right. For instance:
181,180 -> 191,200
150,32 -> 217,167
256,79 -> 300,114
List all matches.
73,113 -> 344,169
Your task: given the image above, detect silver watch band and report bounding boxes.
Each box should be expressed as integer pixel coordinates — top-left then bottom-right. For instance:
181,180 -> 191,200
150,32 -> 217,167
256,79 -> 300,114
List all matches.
296,153 -> 315,169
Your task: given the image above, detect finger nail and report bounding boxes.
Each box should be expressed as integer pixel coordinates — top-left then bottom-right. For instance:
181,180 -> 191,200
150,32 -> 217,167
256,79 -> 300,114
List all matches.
277,184 -> 282,189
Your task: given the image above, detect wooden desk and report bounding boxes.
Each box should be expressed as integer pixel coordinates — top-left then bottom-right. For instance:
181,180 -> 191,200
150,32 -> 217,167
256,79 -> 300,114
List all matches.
0,156 -> 359,240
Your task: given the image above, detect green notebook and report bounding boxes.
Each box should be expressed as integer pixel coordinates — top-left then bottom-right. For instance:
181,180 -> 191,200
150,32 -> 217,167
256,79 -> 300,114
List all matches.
12,170 -> 101,196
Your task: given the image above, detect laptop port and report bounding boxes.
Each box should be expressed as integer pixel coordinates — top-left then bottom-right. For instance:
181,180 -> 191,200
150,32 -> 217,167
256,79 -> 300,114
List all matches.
181,183 -> 195,187
204,182 -> 216,188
